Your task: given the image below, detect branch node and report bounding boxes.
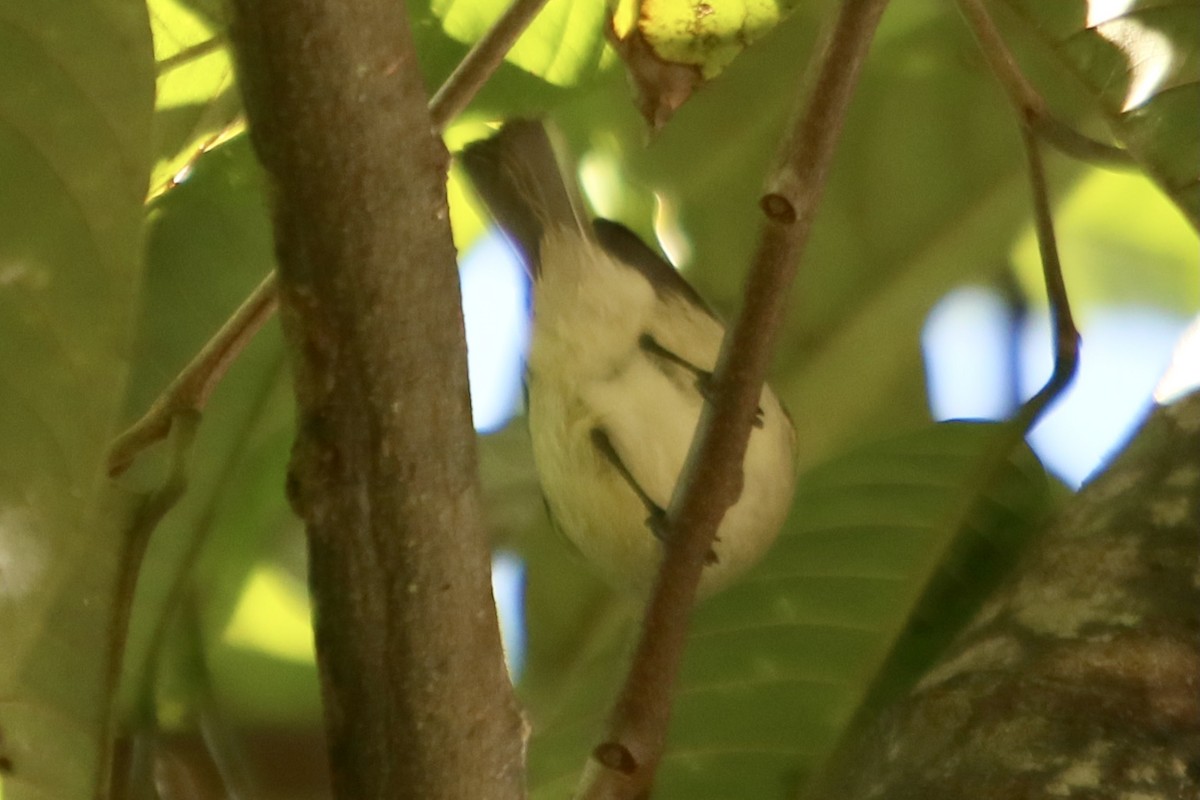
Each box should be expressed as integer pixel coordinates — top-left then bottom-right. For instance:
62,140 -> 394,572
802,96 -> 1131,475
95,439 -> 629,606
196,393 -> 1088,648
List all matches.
760,193 -> 797,224
593,741 -> 638,774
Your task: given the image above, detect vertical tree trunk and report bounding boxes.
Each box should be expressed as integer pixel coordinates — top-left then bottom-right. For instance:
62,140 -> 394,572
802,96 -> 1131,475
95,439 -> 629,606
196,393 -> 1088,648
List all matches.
228,2 -> 526,797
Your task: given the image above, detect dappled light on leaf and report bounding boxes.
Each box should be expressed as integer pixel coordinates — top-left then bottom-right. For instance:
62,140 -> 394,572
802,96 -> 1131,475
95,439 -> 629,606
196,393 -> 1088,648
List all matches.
1090,14 -> 1176,112
1001,0 -> 1200,225
432,0 -> 608,86
220,565 -> 314,664
1010,167 -> 1199,314
148,0 -> 242,196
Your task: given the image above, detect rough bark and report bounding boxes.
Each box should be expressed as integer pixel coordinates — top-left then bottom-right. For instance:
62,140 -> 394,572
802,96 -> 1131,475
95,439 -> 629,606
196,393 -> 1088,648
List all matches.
227,2 -> 526,798
810,390 -> 1200,799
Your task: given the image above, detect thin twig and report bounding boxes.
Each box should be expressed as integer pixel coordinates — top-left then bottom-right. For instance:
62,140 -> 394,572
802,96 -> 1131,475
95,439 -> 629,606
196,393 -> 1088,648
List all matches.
108,0 -> 550,477
98,412 -> 199,798
574,2 -> 892,797
955,0 -> 1132,167
1011,125 -> 1080,432
428,0 -> 551,124
107,271 -> 278,476
157,36 -> 227,76
954,0 -> 1080,430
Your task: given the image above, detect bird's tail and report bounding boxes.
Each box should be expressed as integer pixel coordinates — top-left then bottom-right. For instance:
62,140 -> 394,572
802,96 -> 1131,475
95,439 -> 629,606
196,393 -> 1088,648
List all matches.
460,120 -> 586,276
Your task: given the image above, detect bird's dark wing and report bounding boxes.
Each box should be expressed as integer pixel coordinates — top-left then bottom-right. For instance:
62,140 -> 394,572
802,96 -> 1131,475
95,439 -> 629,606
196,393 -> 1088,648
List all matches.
589,427 -> 669,543
592,218 -> 716,316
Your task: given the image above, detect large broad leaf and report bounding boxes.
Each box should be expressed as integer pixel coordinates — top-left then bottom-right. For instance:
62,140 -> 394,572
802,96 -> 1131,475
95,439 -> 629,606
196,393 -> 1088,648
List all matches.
995,0 -> 1200,228
526,422 -> 1053,798
0,1 -> 155,797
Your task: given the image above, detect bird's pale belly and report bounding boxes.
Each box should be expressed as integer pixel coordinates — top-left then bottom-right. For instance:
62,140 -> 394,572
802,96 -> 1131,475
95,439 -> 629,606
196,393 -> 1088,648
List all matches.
527,358 -> 794,597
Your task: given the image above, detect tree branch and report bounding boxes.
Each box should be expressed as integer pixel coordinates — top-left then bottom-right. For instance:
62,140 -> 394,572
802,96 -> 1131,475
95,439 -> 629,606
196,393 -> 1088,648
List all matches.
107,272 -> 277,476
575,2 -> 892,797
949,0 -> 1082,434
109,0 -> 549,477
226,1 -> 524,796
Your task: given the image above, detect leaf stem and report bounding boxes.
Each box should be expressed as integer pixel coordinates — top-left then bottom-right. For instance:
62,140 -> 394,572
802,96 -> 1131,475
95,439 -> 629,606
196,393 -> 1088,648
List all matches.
953,0 -> 1081,430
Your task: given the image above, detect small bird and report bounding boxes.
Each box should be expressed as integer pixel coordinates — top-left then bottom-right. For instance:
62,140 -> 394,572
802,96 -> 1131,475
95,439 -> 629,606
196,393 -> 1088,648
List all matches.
461,120 -> 796,597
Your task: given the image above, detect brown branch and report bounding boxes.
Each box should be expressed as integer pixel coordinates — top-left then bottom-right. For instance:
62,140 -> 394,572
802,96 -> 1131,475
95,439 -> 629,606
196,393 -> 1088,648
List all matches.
574,2 -> 892,797
955,0 -> 1132,167
227,1 -> 524,798
108,0 -> 549,477
803,22 -> 1085,797
107,272 -> 277,476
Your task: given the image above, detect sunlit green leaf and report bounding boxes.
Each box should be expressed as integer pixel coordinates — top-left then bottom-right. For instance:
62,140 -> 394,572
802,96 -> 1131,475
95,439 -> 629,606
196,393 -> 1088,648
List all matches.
1011,167 -> 1199,314
147,0 -> 241,197
996,0 -> 1200,227
430,0 -> 609,86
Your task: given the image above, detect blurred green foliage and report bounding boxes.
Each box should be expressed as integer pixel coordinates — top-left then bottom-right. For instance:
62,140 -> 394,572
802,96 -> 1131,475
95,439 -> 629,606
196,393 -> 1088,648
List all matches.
0,0 -> 1195,798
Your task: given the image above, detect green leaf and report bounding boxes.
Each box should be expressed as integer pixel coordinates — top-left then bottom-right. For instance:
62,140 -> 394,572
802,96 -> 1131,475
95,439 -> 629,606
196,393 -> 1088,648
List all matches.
0,1 -> 155,794
996,0 -> 1200,228
429,0 -> 610,87
1010,167 -> 1199,314
147,0 -> 242,197
525,422 -> 1053,799
114,137 -> 298,730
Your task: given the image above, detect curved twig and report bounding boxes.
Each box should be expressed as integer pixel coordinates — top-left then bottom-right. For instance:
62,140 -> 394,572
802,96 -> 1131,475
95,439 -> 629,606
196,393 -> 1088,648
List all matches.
954,0 -> 1081,429
1012,125 -> 1080,432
